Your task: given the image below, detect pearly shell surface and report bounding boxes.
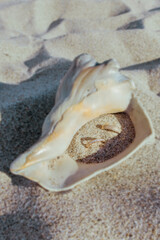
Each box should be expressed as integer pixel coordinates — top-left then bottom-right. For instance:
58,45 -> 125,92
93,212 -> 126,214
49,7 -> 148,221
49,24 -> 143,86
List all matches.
10,54 -> 154,192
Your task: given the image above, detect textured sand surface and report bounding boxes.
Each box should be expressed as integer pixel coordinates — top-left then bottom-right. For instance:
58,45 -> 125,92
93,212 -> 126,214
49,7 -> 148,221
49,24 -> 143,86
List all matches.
0,0 -> 160,240
68,113 -> 135,164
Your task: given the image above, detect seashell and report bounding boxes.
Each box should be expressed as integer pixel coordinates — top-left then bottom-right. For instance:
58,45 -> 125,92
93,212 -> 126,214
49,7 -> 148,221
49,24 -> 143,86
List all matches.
10,54 -> 154,192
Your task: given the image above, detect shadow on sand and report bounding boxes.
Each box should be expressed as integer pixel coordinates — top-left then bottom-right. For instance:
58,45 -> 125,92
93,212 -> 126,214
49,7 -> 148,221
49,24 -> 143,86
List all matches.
0,59 -> 71,188
0,209 -> 52,240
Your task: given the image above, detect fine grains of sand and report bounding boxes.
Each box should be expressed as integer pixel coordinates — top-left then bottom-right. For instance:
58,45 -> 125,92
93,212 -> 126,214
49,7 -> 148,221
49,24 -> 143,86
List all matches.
68,113 -> 135,164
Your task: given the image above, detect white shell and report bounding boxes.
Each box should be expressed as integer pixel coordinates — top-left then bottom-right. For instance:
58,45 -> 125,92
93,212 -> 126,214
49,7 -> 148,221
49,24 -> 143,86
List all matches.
10,54 -> 154,191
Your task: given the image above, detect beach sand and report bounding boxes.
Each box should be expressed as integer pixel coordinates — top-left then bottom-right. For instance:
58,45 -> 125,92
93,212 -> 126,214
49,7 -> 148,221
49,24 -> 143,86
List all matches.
0,0 -> 160,239
68,113 -> 135,164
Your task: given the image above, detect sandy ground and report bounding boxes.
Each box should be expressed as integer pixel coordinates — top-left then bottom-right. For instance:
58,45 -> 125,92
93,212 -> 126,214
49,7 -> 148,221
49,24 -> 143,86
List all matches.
0,0 -> 160,239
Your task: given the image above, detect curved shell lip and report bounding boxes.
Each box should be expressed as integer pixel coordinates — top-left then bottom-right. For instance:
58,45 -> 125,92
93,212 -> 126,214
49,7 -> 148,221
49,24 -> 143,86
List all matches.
48,96 -> 154,192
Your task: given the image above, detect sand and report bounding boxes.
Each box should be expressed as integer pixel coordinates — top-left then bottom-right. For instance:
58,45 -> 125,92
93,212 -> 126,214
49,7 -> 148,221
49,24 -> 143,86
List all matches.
68,113 -> 135,164
0,0 -> 160,239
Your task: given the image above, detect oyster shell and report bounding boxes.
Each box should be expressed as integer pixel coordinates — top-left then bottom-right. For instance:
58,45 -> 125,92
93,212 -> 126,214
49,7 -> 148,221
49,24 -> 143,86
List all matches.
10,54 -> 154,191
